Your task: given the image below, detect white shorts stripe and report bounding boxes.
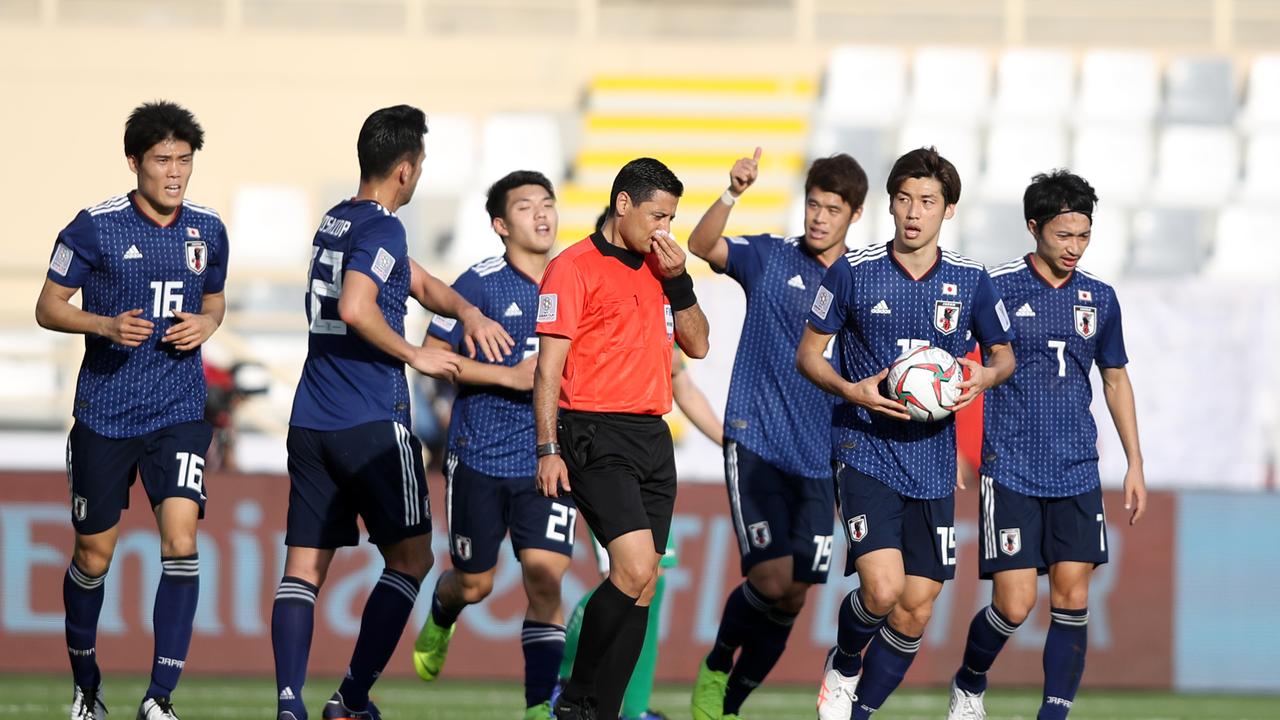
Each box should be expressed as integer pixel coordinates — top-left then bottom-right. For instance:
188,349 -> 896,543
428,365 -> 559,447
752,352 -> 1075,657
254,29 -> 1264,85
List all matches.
444,453 -> 458,554
725,441 -> 750,555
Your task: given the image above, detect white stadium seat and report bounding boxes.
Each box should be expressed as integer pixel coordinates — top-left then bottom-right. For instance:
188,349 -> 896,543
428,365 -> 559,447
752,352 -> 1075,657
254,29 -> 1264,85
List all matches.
1241,54 -> 1280,131
1242,131 -> 1280,200
421,113 -> 478,196
1077,51 -> 1159,124
1206,206 -> 1280,280
992,49 -> 1075,122
1163,55 -> 1236,125
1072,123 -> 1154,204
820,46 -> 907,128
908,47 -> 992,126
1152,125 -> 1239,206
981,122 -> 1069,200
478,113 -> 565,189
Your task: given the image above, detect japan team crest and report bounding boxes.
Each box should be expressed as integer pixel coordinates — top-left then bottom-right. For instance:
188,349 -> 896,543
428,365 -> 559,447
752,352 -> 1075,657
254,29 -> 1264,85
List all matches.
933,300 -> 962,335
1074,305 -> 1097,339
848,514 -> 868,543
748,521 -> 772,549
454,534 -> 472,561
999,528 -> 1022,556
185,240 -> 207,275
72,494 -> 87,522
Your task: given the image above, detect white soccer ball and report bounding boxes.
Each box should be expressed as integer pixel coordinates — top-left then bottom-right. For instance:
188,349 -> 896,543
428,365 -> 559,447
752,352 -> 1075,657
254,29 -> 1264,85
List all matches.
885,346 -> 963,422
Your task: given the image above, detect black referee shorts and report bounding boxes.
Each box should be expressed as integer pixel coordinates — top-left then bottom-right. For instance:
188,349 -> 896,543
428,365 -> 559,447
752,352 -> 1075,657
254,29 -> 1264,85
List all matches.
558,410 -> 676,554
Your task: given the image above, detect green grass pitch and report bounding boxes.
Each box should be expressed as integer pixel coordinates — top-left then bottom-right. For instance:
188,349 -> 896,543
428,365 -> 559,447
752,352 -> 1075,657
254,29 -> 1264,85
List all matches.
3,674 -> 1274,720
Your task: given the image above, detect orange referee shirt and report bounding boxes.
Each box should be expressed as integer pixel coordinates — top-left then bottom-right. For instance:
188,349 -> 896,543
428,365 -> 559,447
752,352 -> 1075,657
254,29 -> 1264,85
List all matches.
536,232 -> 674,415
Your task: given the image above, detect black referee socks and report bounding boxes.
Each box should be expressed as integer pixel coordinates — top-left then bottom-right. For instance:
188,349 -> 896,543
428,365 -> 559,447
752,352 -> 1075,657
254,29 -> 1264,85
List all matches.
561,579 -> 639,705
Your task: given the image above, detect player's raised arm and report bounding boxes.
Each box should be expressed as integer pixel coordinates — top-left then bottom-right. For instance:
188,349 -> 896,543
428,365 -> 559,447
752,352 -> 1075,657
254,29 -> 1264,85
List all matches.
533,334 -> 571,497
409,258 -> 513,362
1101,365 -> 1146,524
687,147 -> 762,271
340,269 -> 460,381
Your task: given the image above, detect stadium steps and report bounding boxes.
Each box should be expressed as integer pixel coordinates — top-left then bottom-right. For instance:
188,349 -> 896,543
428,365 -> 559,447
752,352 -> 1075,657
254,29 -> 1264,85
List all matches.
558,74 -> 815,257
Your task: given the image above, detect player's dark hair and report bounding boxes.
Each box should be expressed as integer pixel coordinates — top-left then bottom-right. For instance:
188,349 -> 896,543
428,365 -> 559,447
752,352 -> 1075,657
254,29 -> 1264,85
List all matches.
124,101 -> 204,160
886,146 -> 961,206
594,207 -> 610,232
485,170 -> 555,221
357,104 -> 427,181
1023,169 -> 1099,231
609,157 -> 683,212
805,153 -> 869,210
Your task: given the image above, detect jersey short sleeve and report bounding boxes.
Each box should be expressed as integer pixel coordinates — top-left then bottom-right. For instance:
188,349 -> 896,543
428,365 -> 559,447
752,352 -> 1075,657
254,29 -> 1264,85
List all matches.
204,223 -> 230,295
536,258 -> 587,340
970,270 -> 1015,347
807,258 -> 852,335
47,210 -> 100,288
1095,294 -> 1128,368
720,233 -> 780,290
427,272 -> 482,349
346,216 -> 407,290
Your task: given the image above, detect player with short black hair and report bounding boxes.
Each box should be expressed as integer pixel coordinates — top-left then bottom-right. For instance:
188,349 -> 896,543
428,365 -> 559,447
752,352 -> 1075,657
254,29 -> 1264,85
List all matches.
270,104 -> 512,720
409,170 -> 574,720
797,147 -> 1016,720
687,149 -> 868,720
36,100 -> 228,720
946,170 -> 1146,720
536,157 -> 709,720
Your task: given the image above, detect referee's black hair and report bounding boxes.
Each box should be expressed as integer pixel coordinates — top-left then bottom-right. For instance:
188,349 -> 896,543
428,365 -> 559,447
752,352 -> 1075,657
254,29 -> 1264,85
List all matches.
887,146 -> 961,206
357,105 -> 427,181
805,153 -> 869,210
1023,169 -> 1098,230
485,170 -> 555,221
124,101 -> 204,160
609,157 -> 684,213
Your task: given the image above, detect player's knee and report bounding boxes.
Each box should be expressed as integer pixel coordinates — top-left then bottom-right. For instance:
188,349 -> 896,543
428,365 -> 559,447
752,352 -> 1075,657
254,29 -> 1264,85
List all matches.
747,569 -> 790,601
861,581 -> 905,615
522,564 -> 564,606
72,543 -> 113,578
610,557 -> 657,597
159,534 -> 198,559
776,582 -> 810,614
1050,584 -> 1089,610
457,572 -> 495,603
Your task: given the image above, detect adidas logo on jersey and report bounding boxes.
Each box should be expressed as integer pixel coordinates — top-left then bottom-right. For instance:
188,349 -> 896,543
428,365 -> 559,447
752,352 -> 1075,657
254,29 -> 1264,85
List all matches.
787,274 -> 806,290
123,245 -> 143,260
279,687 -> 296,701
1015,303 -> 1036,317
504,302 -> 523,317
870,300 -> 891,315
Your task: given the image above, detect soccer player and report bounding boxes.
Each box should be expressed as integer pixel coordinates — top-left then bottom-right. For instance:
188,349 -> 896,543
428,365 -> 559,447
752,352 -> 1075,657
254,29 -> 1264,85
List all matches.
408,170 -> 573,720
946,170 -> 1147,720
536,158 -> 710,720
686,149 -> 868,720
796,147 -> 1016,720
35,101 -> 227,720
555,345 -> 725,720
271,105 -> 512,720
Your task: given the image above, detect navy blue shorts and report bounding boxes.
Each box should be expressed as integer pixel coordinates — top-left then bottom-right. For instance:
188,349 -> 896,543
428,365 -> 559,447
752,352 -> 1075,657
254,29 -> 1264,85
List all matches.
724,441 -> 835,584
836,463 -> 956,582
443,453 -> 576,573
66,420 -> 213,535
978,476 -> 1109,579
286,421 -> 430,548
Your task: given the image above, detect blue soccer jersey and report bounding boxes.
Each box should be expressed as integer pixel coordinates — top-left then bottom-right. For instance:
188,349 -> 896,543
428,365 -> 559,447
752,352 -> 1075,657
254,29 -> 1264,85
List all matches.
808,242 -> 1014,499
291,199 -> 413,432
981,255 -> 1128,497
47,193 -> 229,438
427,255 -> 539,478
720,234 -> 839,478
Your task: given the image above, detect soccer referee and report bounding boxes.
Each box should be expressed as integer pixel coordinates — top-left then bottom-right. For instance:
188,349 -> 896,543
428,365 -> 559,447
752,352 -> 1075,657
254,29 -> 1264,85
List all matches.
534,158 -> 709,720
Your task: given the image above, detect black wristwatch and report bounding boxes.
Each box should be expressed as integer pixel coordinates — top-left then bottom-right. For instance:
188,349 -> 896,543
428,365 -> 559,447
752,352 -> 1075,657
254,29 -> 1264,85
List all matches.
536,442 -> 561,457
